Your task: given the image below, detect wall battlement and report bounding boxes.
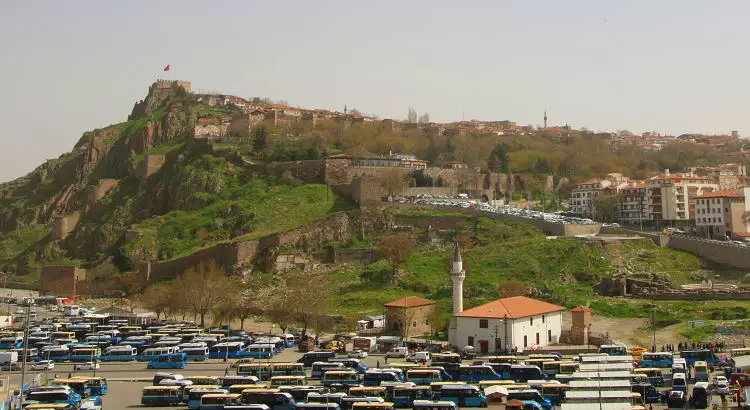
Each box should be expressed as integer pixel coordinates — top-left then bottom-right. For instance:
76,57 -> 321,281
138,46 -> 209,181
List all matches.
151,79 -> 192,92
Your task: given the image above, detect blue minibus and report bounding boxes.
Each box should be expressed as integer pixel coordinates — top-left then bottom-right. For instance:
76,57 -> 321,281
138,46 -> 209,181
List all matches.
391,386 -> 432,408
102,346 -> 138,361
406,369 -> 443,385
640,352 -> 673,368
238,343 -> 276,359
239,389 -> 296,410
456,365 -> 502,382
209,341 -> 245,359
509,365 -> 546,383
147,353 -> 187,369
363,370 -> 403,386
435,384 -> 487,408
186,388 -> 228,409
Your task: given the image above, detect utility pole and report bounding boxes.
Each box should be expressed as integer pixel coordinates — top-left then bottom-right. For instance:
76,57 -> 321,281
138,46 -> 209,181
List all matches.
18,302 -> 31,407
493,325 -> 500,354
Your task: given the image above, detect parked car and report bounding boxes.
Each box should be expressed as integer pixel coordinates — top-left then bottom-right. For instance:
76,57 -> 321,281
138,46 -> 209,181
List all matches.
385,347 -> 408,358
348,350 -> 368,359
715,375 -> 730,395
1,362 -> 22,371
230,358 -> 255,369
32,360 -> 54,371
74,362 -> 100,371
405,352 -> 431,363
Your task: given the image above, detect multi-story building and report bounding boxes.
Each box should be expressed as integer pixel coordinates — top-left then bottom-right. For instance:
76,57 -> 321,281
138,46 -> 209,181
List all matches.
571,179 -> 608,218
570,174 -> 628,218
694,187 -> 750,239
645,175 -> 718,226
618,182 -> 648,225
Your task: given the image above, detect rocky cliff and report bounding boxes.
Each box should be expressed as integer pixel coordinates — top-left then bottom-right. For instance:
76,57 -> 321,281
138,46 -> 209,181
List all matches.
0,80 -> 198,279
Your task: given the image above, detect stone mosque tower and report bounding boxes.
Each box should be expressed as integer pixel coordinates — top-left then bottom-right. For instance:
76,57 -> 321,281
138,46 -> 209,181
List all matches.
450,239 -> 466,315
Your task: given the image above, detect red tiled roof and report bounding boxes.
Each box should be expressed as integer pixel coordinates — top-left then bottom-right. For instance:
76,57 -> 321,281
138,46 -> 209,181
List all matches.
456,296 -> 564,319
384,296 -> 435,308
697,189 -> 743,199
576,179 -> 600,186
571,306 -> 591,312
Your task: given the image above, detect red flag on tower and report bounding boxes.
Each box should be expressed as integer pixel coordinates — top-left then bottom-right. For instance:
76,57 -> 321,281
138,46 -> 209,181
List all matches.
163,64 -> 171,71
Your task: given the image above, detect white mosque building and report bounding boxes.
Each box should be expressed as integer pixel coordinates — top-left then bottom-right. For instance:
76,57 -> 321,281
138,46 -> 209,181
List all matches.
447,240 -> 565,353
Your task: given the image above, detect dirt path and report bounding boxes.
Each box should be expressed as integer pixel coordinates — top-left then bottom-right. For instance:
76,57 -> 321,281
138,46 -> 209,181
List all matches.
562,311 -> 687,348
562,312 -> 649,346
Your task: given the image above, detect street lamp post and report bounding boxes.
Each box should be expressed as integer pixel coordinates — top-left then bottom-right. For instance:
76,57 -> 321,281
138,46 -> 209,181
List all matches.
18,302 -> 31,407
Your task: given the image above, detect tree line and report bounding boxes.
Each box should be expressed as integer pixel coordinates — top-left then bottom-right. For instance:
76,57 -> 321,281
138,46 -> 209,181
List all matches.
138,261 -> 332,337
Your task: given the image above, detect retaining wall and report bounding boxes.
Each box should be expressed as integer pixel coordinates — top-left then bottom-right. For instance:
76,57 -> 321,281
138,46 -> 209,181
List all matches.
599,226 -> 750,269
392,205 -> 601,236
143,211 -> 355,281
394,216 -> 470,230
629,292 -> 750,300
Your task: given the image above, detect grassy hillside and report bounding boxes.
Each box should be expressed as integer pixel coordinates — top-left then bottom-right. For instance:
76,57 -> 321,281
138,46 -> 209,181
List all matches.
327,210 -> 750,331
131,177 -> 351,261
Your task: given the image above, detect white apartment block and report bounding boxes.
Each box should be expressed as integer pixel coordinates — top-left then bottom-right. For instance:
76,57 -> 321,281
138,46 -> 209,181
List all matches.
645,175 -> 718,225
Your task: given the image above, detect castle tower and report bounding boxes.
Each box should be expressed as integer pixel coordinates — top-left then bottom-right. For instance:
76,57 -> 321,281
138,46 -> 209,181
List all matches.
450,240 -> 466,315
544,109 -> 548,129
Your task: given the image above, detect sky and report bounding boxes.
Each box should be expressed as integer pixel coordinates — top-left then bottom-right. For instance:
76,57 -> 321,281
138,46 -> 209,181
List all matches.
1,0 -> 750,182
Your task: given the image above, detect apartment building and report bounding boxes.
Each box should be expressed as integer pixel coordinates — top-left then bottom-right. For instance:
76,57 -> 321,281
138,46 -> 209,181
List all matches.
646,175 -> 717,225
571,179 -> 610,218
570,174 -> 628,218
619,182 -> 648,225
695,187 -> 750,239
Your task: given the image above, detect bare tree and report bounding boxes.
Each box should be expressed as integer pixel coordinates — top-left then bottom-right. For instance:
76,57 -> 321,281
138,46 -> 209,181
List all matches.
178,261 -> 232,327
380,169 -> 407,199
497,279 -> 529,298
376,235 -> 415,285
263,270 -> 331,339
140,283 -> 171,320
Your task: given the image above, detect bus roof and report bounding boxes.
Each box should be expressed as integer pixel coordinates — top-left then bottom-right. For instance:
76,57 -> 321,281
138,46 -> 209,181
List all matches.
143,386 -> 181,391
24,405 -> 73,409
352,403 -> 395,408
202,393 -> 241,399
349,386 -> 387,391
51,379 -> 86,384
242,389 -> 281,394
561,404 -> 631,410
271,376 -> 306,379
565,390 -> 634,399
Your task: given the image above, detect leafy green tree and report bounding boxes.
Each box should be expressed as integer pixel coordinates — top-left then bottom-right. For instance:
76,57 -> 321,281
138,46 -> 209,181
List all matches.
252,126 -> 268,153
487,143 -> 510,173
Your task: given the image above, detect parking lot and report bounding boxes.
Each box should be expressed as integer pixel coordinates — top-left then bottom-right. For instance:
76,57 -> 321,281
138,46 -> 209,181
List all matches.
5,348 -> 734,409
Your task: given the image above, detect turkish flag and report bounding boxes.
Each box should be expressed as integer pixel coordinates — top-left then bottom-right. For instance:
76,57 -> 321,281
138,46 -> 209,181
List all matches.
163,64 -> 171,71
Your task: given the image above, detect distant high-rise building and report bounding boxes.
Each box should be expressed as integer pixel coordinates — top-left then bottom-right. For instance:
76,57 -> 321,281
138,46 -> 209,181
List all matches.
544,109 -> 548,129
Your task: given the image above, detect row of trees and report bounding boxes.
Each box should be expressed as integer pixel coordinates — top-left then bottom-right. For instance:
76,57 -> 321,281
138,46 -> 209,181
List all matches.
138,261 -> 332,336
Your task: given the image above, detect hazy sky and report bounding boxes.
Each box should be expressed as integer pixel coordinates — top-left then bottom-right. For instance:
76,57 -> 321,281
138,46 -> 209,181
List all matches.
1,0 -> 749,182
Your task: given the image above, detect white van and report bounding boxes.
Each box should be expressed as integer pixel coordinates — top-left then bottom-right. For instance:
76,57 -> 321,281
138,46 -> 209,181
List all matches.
386,347 -> 408,358
405,352 -> 431,363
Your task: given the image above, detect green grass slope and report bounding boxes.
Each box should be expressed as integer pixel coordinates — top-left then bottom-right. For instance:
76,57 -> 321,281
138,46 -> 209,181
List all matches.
327,210 -> 750,329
